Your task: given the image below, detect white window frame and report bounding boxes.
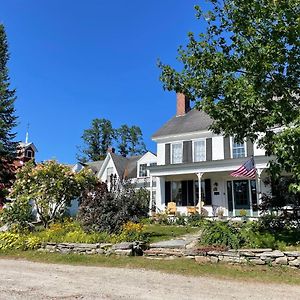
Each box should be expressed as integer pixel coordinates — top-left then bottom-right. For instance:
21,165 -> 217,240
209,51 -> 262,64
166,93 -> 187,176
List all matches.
106,167 -> 114,182
192,139 -> 206,162
137,161 -> 157,178
230,137 -> 247,159
171,142 -> 183,164
26,149 -> 33,158
138,163 -> 148,178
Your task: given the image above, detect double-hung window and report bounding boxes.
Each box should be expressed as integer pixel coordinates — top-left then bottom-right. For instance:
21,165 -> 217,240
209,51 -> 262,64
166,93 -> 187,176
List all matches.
139,164 -> 147,177
232,140 -> 245,158
171,143 -> 182,164
107,167 -> 114,182
193,140 -> 206,162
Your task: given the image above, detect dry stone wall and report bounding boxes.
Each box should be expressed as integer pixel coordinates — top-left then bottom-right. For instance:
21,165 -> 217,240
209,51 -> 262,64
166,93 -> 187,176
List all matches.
40,242 -> 300,269
144,247 -> 300,268
40,241 -> 145,256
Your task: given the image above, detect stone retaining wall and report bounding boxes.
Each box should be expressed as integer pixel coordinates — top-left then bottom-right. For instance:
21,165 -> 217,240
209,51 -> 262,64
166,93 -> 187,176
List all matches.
40,242 -> 300,269
144,248 -> 300,268
40,241 -> 145,256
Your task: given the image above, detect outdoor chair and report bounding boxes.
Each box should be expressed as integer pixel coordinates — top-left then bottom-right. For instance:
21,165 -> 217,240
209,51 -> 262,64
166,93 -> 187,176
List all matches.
166,201 -> 177,215
187,206 -> 197,215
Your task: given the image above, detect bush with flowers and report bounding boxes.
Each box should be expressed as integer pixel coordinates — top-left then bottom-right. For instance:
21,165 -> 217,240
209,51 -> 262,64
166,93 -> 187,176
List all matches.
8,160 -> 97,228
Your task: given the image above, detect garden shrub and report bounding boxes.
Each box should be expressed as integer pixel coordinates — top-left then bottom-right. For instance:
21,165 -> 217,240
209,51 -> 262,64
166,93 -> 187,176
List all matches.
175,214 -> 186,226
78,181 -> 149,233
114,221 -> 147,242
200,221 -> 241,249
33,220 -> 109,243
200,220 -> 290,250
153,213 -> 169,225
0,232 -> 42,251
0,197 -> 33,231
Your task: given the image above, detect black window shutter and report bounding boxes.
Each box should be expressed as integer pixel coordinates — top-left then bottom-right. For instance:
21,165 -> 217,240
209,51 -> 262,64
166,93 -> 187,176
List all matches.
165,181 -> 171,205
204,179 -> 212,205
165,143 -> 170,164
223,137 -> 231,159
227,181 -> 233,212
206,138 -> 212,161
246,139 -> 254,157
183,141 -> 192,163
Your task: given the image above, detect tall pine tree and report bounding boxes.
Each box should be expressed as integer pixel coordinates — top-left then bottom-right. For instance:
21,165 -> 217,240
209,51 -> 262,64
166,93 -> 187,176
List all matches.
0,24 -> 17,201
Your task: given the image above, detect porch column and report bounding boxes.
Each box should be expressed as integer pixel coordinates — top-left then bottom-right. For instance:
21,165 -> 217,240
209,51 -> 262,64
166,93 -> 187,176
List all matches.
197,172 -> 204,214
256,168 -> 264,206
156,176 -> 165,213
149,175 -> 153,215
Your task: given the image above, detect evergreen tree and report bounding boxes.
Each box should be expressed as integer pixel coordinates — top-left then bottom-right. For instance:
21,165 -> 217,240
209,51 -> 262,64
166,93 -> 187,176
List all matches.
0,24 -> 17,201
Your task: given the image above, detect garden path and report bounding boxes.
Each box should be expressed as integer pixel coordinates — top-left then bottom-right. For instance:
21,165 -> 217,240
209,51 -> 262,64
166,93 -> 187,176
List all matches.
149,229 -> 202,249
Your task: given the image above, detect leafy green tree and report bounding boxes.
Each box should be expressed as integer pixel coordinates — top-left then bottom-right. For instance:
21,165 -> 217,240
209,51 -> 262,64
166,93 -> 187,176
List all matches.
159,0 -> 300,191
10,160 -> 97,228
77,118 -> 115,162
116,124 -> 130,157
116,125 -> 147,157
0,24 -> 17,201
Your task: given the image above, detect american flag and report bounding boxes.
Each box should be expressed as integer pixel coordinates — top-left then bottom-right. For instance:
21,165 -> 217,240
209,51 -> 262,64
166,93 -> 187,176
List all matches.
230,157 -> 256,179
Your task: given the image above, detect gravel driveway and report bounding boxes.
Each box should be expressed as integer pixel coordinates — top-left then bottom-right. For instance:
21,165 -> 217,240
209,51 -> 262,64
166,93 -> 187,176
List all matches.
0,259 -> 299,300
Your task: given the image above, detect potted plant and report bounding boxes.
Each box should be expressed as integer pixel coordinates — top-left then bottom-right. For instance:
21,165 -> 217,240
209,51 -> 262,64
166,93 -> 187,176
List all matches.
239,209 -> 247,221
217,208 -> 224,219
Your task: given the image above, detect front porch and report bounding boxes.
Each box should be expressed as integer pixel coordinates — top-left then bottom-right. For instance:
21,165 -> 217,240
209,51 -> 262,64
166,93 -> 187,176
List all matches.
149,157 -> 270,218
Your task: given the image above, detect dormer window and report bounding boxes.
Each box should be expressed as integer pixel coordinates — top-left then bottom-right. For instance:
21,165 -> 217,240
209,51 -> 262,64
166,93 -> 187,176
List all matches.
232,140 -> 245,158
25,149 -> 34,158
171,143 -> 182,164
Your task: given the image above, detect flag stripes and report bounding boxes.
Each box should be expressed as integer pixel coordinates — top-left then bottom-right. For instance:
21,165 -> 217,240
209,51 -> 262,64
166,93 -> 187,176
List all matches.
230,157 -> 256,179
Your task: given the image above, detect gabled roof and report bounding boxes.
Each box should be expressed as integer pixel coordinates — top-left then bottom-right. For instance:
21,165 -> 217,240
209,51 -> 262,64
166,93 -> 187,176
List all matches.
110,153 -> 144,179
98,151 -> 155,180
152,109 -> 213,139
110,153 -> 129,178
18,142 -> 38,152
83,160 -> 104,174
124,155 -> 143,179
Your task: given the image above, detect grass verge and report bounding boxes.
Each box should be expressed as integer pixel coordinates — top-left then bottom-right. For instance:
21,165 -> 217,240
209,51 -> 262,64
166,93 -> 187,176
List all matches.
1,250 -> 300,285
144,225 -> 199,243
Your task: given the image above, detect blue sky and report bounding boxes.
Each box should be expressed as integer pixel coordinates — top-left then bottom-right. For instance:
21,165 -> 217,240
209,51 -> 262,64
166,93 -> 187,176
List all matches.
1,1 -> 206,163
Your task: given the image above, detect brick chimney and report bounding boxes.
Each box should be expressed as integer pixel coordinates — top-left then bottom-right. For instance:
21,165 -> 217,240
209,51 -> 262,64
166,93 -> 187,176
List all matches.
176,93 -> 190,116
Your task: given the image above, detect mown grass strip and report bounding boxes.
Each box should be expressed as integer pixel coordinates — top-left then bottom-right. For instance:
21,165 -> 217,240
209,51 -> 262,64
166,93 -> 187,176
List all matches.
143,225 -> 199,243
1,250 -> 300,285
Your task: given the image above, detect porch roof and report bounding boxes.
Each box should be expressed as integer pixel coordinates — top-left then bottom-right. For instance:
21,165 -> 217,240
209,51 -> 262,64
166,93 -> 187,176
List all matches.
148,155 -> 271,177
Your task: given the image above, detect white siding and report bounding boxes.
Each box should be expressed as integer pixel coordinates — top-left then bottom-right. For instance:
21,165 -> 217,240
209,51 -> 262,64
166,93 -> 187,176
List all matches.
100,158 -> 118,182
157,143 -> 165,165
212,136 -> 224,160
136,152 -> 157,178
254,141 -> 265,156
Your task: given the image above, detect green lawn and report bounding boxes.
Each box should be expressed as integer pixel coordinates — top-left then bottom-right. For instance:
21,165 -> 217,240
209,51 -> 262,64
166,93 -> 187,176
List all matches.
1,250 -> 300,285
143,224 -> 200,243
